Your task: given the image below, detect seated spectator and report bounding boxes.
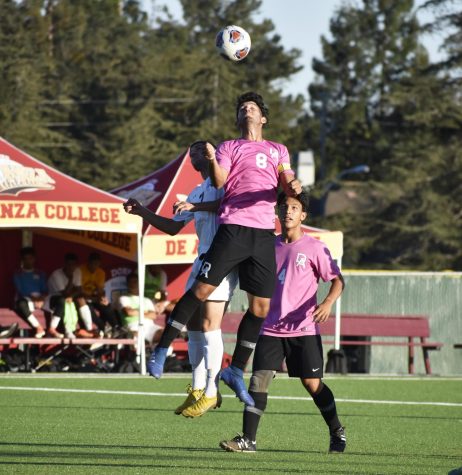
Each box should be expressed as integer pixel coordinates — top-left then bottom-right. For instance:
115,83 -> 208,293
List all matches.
80,252 -> 120,336
119,273 -> 163,348
13,247 -> 63,338
47,252 -> 99,338
145,265 -> 168,301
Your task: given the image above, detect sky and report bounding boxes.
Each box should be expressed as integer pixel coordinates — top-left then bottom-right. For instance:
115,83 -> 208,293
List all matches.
142,1 -> 442,101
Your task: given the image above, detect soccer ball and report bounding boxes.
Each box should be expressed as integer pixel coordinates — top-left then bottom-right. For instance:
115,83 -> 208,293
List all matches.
216,25 -> 251,62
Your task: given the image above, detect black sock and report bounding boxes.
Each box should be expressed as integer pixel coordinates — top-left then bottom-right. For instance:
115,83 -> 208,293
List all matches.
157,290 -> 202,348
231,311 -> 264,370
312,383 -> 342,432
243,391 -> 267,442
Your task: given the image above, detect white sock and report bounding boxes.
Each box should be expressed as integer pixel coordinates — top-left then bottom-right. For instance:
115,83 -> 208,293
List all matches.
187,331 -> 206,390
27,314 -> 40,328
204,329 -> 223,398
50,316 -> 61,329
79,305 -> 93,331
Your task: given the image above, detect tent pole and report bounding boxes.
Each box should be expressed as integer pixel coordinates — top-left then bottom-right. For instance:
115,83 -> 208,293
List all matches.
334,256 -> 342,351
136,234 -> 146,375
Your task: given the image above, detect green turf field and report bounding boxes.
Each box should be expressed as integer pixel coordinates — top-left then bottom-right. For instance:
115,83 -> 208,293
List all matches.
1,374 -> 461,474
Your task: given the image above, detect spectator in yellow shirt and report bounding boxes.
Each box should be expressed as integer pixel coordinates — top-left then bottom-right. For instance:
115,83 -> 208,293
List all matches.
79,252 -> 120,336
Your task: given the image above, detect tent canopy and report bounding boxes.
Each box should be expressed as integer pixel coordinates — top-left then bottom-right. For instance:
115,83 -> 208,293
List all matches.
0,137 -> 140,236
0,137 -> 143,307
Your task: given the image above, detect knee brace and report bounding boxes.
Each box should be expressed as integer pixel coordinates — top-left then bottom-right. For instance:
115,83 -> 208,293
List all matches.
249,370 -> 275,393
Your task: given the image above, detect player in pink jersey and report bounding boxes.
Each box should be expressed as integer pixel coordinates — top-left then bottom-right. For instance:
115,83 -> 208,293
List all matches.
146,92 -> 302,409
220,192 -> 346,454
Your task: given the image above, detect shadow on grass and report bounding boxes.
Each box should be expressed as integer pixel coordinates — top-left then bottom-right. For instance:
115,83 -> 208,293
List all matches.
0,461 -> 326,473
0,441 -> 305,454
0,445 -> 340,474
0,441 -> 460,461
3,404 -> 458,421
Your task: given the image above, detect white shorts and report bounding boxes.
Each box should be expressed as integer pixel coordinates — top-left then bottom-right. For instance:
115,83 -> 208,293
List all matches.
185,257 -> 238,301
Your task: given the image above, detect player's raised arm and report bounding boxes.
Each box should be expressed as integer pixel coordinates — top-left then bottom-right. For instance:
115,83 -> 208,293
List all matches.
279,171 -> 302,197
205,143 -> 228,189
123,198 -> 185,236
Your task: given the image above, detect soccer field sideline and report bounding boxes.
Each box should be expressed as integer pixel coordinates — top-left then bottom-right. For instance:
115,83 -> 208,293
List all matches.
1,381 -> 461,407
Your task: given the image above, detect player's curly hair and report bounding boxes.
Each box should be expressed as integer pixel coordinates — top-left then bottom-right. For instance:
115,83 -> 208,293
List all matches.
236,91 -> 269,124
277,190 -> 309,213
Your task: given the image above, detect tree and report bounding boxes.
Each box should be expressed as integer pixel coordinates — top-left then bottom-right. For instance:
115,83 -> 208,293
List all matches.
0,0 -> 63,159
309,0 -> 424,179
0,0 -> 306,189
146,0 -> 305,150
306,0 -> 462,269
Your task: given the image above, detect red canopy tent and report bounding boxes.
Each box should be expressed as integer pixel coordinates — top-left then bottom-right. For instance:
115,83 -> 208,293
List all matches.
0,137 -> 146,368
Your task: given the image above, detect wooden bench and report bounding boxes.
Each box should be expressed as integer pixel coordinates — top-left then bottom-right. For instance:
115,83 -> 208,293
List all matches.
221,312 -> 443,375
320,314 -> 442,375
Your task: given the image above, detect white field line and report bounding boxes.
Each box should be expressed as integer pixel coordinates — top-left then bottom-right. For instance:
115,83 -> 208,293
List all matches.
1,374 -> 462,381
0,386 -> 461,407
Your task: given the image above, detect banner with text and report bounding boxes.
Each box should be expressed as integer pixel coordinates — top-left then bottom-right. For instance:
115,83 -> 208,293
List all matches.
34,228 -> 137,261
143,234 -> 198,264
0,201 -> 139,233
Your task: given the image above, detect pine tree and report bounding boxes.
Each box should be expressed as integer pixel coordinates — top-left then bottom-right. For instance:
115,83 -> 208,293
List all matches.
0,0 -> 63,159
308,0 -> 462,269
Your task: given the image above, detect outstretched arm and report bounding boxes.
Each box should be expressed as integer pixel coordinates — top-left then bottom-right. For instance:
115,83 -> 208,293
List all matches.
123,198 -> 185,236
173,198 -> 222,215
312,274 -> 345,323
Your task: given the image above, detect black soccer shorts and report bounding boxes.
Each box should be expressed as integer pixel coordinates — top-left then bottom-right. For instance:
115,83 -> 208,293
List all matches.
253,334 -> 324,378
195,224 -> 276,298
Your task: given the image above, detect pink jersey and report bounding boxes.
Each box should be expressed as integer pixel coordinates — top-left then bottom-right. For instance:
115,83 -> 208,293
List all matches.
261,234 -> 341,337
216,139 -> 293,229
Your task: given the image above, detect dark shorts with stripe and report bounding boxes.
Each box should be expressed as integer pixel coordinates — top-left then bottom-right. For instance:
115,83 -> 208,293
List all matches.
253,334 -> 324,378
195,224 -> 276,298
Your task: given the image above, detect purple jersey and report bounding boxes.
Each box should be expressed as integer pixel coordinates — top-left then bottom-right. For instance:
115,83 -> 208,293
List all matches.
216,139 -> 293,229
261,234 -> 340,337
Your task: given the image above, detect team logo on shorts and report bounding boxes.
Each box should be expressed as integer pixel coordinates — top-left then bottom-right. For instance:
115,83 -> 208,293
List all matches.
295,253 -> 306,268
200,261 -> 212,278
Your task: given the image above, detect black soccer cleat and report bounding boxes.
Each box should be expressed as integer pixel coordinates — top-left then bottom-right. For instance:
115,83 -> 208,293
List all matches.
219,434 -> 256,453
329,426 -> 346,453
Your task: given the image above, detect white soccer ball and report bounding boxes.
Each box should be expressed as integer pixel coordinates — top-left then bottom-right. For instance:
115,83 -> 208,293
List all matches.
216,25 -> 251,62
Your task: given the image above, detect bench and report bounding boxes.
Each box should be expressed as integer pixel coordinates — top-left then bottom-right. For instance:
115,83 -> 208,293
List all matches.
320,314 -> 442,375
221,312 -> 443,375
0,308 -> 191,372
0,308 -> 136,371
